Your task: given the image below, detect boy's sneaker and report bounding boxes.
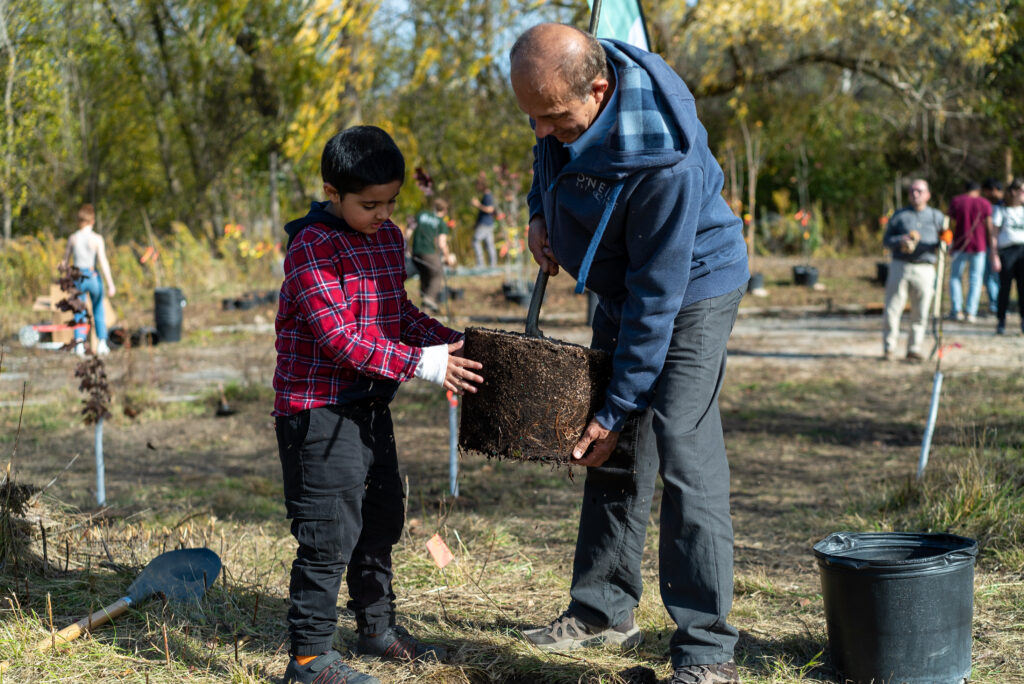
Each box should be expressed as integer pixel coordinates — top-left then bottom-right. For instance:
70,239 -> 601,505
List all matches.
996,320 -> 1006,335
666,661 -> 741,684
354,625 -> 446,662
523,611 -> 642,652
97,340 -> 111,355
283,650 -> 379,684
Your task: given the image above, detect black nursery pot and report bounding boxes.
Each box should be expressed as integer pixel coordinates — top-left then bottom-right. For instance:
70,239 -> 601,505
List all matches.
876,261 -> 889,286
792,265 -> 818,287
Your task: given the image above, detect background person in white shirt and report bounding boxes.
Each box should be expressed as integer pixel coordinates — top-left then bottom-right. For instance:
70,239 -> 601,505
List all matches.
990,178 -> 1024,334
62,203 -> 116,355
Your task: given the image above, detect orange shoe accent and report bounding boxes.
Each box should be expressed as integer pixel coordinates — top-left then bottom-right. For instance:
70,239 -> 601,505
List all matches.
294,654 -> 317,666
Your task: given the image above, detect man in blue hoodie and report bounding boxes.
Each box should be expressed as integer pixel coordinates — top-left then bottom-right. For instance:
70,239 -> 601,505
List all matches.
511,24 -> 748,683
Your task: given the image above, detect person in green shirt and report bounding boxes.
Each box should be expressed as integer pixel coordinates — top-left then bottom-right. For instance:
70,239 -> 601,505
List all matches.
411,198 -> 455,312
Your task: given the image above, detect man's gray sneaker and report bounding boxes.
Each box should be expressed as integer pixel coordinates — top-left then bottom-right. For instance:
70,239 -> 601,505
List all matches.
522,612 -> 642,651
666,661 -> 741,684
282,650 -> 379,684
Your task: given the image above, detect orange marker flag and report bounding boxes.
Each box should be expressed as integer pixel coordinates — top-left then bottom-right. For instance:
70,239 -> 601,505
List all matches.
426,533 -> 454,569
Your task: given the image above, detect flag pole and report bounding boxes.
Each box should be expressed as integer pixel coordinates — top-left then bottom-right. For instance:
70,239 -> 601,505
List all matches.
589,0 -> 603,33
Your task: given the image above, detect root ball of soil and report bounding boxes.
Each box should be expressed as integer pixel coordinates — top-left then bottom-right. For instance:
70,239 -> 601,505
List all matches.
459,327 -> 611,463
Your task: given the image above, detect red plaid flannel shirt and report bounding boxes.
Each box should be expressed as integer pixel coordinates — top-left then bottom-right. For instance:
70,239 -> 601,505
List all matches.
273,219 -> 461,416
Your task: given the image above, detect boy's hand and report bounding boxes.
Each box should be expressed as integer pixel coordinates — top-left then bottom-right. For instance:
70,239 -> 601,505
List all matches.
445,340 -> 483,395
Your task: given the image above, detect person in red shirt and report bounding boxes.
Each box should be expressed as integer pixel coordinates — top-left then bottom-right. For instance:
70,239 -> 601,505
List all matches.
947,181 -> 993,322
274,126 -> 483,684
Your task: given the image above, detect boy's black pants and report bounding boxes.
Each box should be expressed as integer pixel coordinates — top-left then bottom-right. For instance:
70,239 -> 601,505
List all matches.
276,400 -> 405,657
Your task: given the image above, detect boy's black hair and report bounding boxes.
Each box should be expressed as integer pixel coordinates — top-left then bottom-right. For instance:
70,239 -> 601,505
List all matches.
321,126 -> 405,195
982,176 -> 1003,191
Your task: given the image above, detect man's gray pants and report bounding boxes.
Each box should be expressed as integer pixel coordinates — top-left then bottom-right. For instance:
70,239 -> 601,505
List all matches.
568,286 -> 743,668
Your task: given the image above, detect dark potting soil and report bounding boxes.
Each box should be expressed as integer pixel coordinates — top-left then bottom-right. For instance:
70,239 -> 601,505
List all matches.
459,327 -> 611,463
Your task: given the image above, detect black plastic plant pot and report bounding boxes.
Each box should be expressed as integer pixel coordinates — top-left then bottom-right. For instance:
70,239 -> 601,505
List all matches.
813,532 -> 977,684
876,261 -> 890,286
792,265 -> 818,287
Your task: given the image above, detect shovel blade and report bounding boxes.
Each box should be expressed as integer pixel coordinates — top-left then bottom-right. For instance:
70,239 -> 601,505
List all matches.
127,547 -> 222,605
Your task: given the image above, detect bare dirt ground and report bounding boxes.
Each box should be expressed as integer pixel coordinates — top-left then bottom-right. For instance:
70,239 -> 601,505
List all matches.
2,255 -> 1023,682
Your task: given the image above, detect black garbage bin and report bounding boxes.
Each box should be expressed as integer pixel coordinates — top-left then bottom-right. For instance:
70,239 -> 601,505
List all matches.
154,287 -> 186,343
814,532 -> 977,684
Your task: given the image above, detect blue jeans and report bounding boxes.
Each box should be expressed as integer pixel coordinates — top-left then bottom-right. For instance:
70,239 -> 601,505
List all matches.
949,250 -> 986,316
73,269 -> 107,341
983,251 -> 1000,313
569,287 -> 743,668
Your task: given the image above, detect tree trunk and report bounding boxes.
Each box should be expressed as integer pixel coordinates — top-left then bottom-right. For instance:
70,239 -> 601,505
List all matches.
269,149 -> 279,237
0,0 -> 15,243
740,118 -> 761,260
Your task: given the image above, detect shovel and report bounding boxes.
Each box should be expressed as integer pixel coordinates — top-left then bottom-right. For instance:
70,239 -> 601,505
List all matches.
524,268 -> 548,338
34,547 -> 221,652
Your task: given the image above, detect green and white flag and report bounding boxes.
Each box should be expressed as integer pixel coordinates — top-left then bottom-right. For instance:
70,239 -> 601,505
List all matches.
587,0 -> 650,50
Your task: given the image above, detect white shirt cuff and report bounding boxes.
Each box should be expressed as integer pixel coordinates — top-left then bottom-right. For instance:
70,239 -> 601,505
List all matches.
414,344 -> 448,386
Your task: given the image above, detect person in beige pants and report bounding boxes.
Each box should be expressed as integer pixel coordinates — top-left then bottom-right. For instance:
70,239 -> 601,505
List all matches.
882,179 -> 946,361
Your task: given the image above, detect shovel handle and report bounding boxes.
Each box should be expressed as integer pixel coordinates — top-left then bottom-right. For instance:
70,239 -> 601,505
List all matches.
34,597 -> 131,651
525,268 -> 548,338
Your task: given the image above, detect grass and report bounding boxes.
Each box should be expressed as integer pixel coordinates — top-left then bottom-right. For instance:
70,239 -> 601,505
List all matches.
2,254 -> 1023,682
3,362 -> 1023,683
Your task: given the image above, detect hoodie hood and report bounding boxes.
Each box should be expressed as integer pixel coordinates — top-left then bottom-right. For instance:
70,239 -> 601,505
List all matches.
563,40 -> 693,177
285,201 -> 351,250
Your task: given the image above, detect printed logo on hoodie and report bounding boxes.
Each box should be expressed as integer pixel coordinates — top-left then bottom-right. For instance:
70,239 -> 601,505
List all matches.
576,174 -> 614,204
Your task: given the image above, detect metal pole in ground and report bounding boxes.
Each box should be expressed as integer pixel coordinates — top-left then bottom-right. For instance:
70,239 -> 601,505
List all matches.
447,390 -> 459,497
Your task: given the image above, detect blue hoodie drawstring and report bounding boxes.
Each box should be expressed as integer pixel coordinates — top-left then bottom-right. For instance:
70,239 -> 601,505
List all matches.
575,183 -> 624,294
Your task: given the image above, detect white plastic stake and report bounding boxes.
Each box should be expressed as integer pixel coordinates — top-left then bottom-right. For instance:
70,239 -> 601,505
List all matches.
917,370 -> 943,481
95,417 -> 105,505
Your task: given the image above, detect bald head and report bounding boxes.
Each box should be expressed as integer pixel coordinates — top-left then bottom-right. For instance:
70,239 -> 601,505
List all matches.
510,23 -> 608,102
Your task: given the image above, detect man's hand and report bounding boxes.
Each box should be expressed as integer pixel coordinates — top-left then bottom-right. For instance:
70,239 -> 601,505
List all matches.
444,340 -> 484,395
528,215 -> 559,276
107,284 -> 116,297
899,231 -> 920,254
571,418 -> 619,468
990,251 -> 1002,274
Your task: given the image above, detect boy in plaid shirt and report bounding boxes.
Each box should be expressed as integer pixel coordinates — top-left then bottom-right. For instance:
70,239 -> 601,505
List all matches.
275,126 -> 483,684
